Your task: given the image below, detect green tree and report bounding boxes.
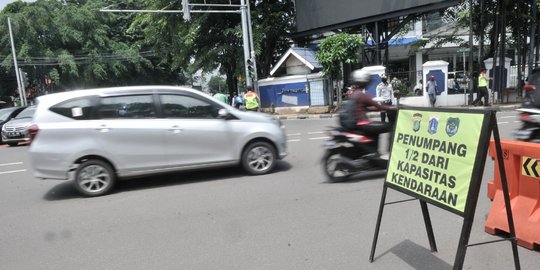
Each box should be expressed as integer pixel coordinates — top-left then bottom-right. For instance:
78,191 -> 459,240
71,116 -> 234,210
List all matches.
208,76 -> 228,93
251,0 -> 296,77
130,0 -> 295,96
0,0 -> 186,95
316,33 -> 363,104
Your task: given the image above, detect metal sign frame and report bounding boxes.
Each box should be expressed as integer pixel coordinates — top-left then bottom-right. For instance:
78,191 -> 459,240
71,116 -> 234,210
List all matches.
369,107 -> 520,270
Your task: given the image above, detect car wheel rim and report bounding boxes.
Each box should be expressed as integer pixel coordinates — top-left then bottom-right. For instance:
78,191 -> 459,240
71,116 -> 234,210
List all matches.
78,165 -> 111,193
247,146 -> 273,172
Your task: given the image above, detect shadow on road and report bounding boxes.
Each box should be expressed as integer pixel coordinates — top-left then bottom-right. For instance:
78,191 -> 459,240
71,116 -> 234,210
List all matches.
374,239 -> 452,270
322,170 -> 386,184
43,160 -> 292,201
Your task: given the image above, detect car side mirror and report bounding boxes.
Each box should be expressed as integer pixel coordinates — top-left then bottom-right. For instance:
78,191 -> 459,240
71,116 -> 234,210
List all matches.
218,108 -> 229,119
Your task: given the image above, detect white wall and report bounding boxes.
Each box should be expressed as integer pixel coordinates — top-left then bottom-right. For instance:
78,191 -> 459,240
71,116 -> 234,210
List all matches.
286,58 -> 311,75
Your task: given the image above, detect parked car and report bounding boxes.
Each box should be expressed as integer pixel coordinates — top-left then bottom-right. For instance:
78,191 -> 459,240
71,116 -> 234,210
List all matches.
0,106 -> 27,144
29,86 -> 287,197
1,106 -> 35,146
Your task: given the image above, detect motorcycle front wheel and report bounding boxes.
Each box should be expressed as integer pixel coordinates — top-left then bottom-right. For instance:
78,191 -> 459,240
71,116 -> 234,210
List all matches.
322,152 -> 353,183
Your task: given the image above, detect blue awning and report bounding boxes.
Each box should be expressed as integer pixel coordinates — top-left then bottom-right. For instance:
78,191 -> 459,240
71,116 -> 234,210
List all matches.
366,37 -> 418,46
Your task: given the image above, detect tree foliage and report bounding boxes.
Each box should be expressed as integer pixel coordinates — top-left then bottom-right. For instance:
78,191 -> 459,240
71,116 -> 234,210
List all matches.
316,33 -> 363,80
0,0 -> 186,96
0,0 -> 295,97
208,76 -> 228,93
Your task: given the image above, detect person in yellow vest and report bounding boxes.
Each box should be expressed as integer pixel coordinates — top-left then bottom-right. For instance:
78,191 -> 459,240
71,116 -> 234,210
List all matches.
243,86 -> 260,112
472,68 -> 490,106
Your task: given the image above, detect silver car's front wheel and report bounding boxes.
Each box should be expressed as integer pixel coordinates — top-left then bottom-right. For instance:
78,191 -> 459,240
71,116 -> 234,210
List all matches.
241,142 -> 276,175
74,159 -> 116,197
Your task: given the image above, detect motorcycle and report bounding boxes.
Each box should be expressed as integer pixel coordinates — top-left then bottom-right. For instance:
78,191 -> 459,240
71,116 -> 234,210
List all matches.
322,109 -> 396,182
513,83 -> 540,142
513,107 -> 540,143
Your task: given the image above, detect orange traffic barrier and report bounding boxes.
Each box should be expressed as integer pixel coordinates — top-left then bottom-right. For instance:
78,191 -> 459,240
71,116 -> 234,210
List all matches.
486,140 -> 540,250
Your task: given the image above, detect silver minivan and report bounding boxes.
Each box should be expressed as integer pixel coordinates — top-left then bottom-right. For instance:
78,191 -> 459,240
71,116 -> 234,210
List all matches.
29,86 -> 287,196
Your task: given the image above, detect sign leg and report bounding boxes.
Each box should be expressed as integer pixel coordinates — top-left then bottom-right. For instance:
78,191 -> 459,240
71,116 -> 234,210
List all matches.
492,117 -> 521,270
369,186 -> 388,262
420,200 -> 438,252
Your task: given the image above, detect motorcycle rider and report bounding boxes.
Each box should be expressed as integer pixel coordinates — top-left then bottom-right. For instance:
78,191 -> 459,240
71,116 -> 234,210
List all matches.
339,70 -> 397,155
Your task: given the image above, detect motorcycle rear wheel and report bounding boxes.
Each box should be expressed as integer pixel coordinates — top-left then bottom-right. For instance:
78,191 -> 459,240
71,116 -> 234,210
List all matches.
322,152 -> 353,182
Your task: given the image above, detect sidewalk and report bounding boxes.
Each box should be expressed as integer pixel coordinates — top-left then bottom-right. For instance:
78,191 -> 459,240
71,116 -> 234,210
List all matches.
272,102 -> 522,120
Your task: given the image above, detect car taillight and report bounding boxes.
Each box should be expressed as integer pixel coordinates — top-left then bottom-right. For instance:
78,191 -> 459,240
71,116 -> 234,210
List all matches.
28,124 -> 39,142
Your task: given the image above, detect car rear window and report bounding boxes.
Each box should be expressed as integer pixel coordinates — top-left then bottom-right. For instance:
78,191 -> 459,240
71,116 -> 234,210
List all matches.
50,97 -> 95,120
98,95 -> 156,119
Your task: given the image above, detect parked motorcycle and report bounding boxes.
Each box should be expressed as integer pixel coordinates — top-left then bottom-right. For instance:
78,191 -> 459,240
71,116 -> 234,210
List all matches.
513,107 -> 540,143
322,110 -> 396,182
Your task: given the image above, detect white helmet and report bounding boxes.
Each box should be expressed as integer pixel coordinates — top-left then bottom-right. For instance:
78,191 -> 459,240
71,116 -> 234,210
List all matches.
349,69 -> 372,87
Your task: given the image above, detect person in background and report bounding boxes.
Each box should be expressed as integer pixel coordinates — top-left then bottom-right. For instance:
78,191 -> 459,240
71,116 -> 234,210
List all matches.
376,74 -> 394,122
243,86 -> 260,112
414,80 -> 423,96
426,75 -> 437,107
472,68 -> 490,106
212,90 -> 229,104
231,92 -> 243,109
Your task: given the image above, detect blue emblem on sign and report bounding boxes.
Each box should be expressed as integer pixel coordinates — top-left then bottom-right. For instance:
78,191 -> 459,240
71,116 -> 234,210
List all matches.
428,116 -> 439,135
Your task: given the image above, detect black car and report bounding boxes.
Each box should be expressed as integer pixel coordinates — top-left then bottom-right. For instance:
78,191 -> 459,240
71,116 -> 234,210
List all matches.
0,106 -> 27,144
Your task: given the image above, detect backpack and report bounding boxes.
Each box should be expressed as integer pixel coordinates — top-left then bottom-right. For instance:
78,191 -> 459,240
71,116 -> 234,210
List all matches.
234,95 -> 243,104
338,93 -> 360,129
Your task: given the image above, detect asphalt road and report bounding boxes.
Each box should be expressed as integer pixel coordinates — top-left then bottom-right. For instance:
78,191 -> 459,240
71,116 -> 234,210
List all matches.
0,110 -> 538,270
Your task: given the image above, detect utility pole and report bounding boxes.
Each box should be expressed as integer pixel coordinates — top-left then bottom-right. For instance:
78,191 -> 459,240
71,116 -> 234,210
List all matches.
468,0 -> 474,105
528,0 -> 538,79
8,17 -> 26,106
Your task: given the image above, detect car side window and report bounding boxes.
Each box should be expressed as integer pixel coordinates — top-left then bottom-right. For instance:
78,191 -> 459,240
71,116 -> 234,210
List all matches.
160,94 -> 219,119
99,95 -> 156,119
50,97 -> 95,120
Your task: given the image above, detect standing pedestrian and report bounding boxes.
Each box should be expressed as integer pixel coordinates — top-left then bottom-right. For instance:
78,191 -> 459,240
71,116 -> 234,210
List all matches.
243,86 -> 260,112
426,75 -> 437,107
376,74 -> 394,122
472,69 -> 490,106
212,90 -> 229,104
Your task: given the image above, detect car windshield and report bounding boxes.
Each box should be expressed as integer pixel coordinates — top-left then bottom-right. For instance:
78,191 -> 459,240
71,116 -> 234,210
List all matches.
14,107 -> 35,119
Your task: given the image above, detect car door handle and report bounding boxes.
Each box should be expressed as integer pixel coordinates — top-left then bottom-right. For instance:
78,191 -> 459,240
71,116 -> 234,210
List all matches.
96,125 -> 110,132
169,125 -> 183,134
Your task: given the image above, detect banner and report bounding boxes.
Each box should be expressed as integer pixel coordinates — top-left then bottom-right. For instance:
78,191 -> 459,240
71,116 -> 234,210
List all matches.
385,109 -> 486,214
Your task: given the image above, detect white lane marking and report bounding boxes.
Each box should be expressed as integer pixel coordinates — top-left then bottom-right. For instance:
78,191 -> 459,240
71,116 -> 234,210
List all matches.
307,131 -> 324,134
0,169 -> 27,175
287,133 -> 301,136
0,162 -> 23,166
513,121 -> 521,123
288,139 -> 300,142
500,116 -> 516,119
309,137 -> 328,140
498,122 -> 509,124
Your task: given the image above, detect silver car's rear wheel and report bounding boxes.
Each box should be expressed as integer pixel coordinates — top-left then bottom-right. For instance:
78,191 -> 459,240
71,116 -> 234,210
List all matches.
241,142 -> 276,175
74,159 -> 116,197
